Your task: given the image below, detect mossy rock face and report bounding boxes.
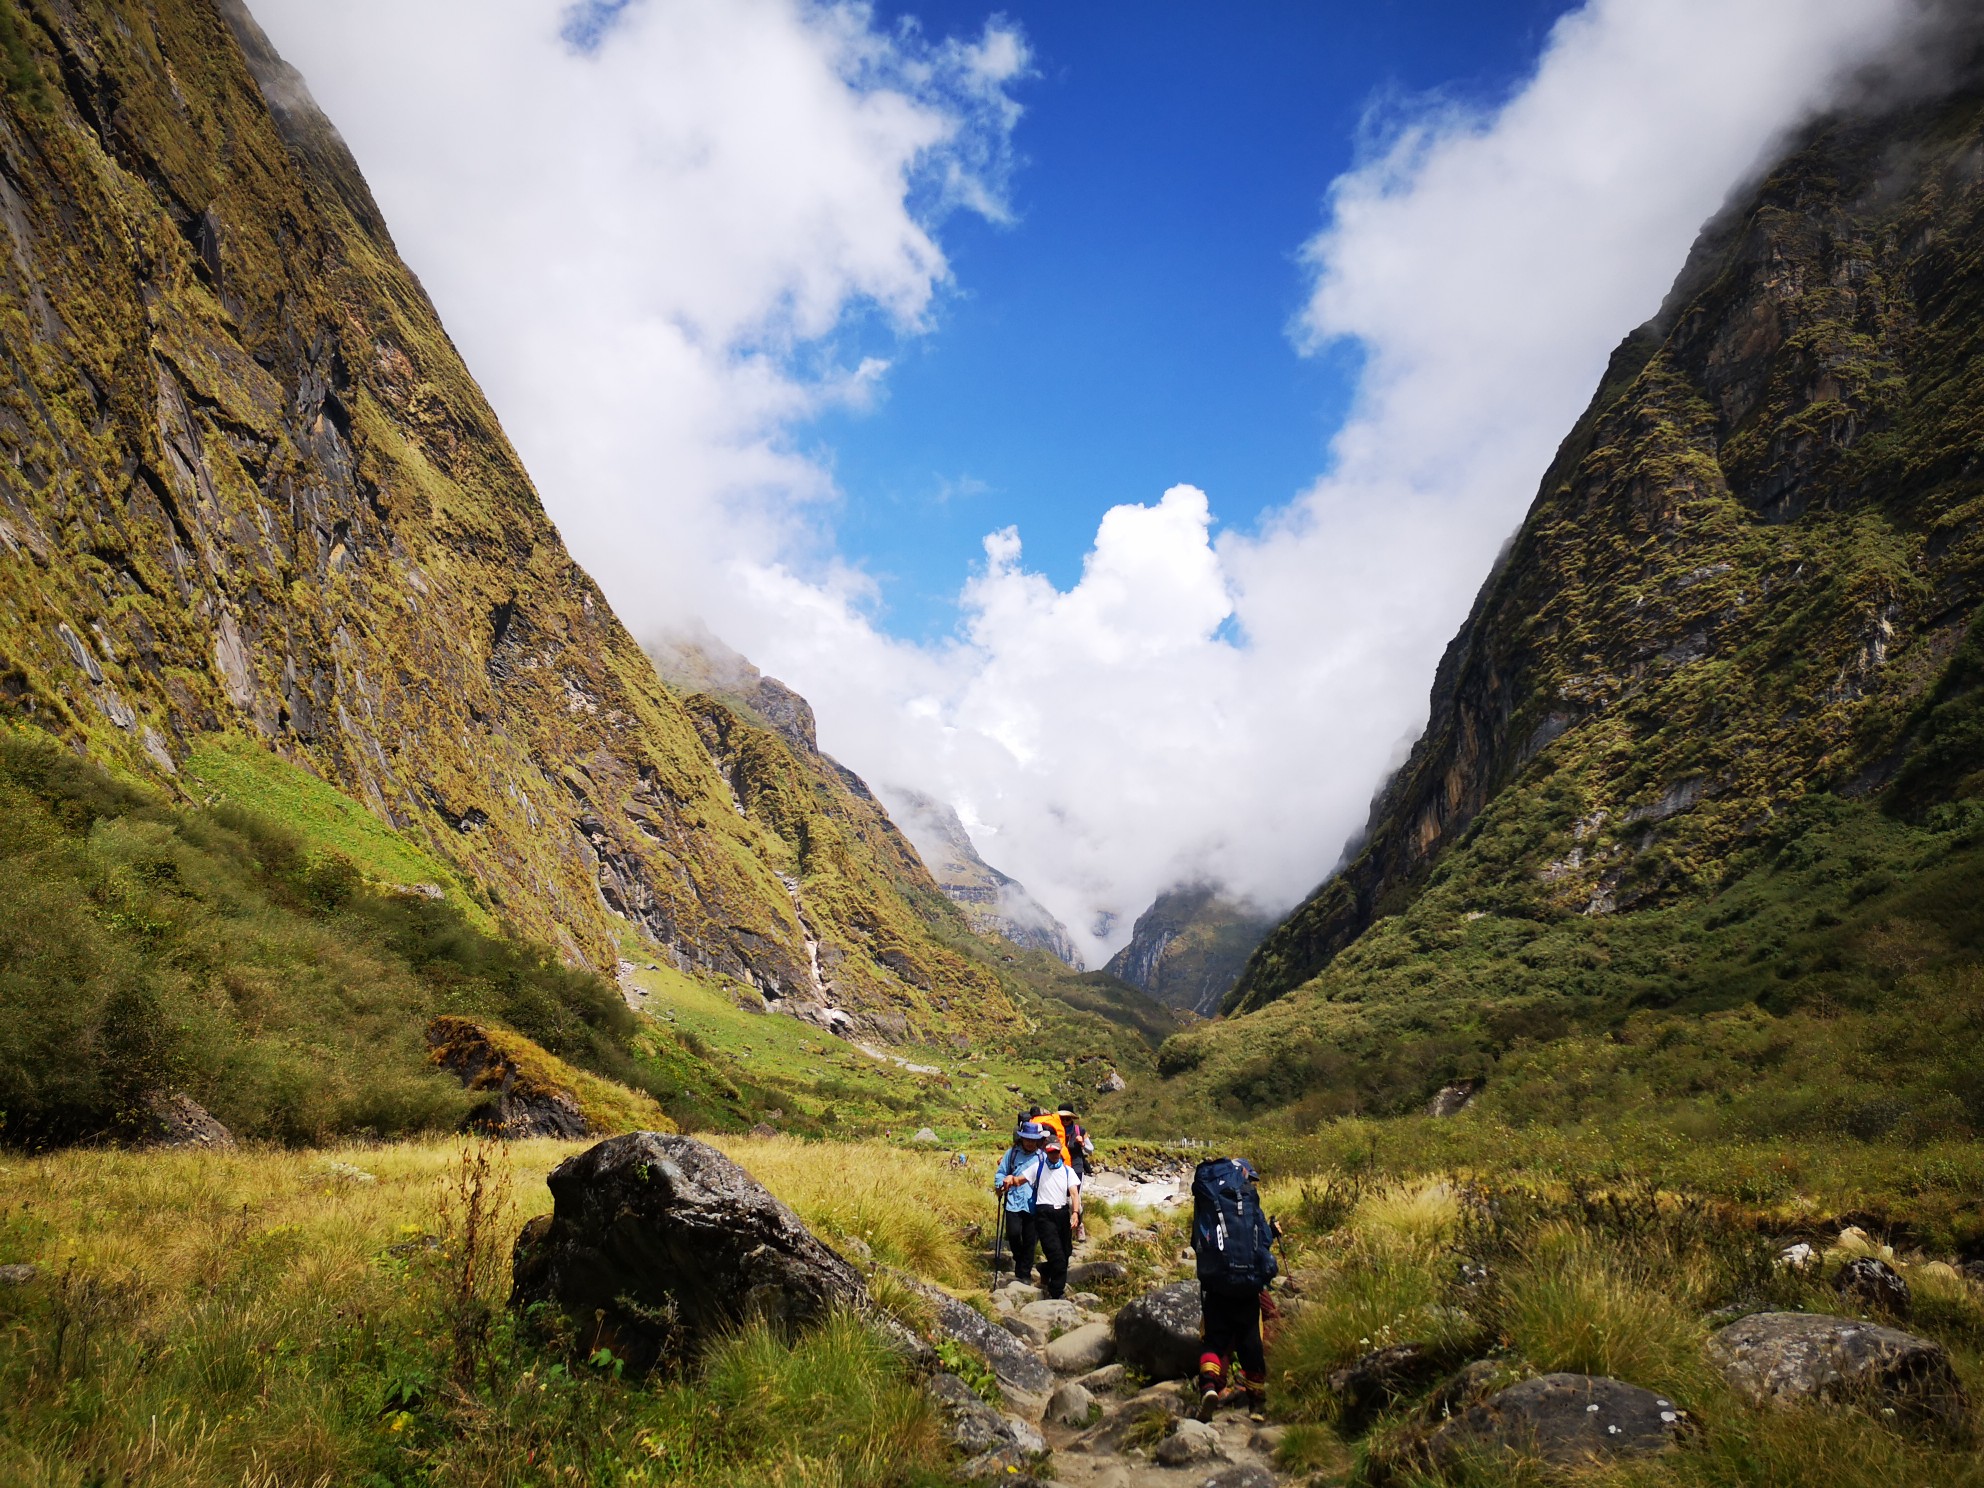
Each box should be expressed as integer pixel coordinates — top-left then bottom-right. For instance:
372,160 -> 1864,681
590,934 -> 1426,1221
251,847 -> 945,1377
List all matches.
1225,72 -> 1984,1026
0,0 -> 1025,1045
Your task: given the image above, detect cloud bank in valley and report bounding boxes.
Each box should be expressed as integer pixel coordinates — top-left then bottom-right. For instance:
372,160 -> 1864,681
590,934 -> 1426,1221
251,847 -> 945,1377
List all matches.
253,0 -> 1931,966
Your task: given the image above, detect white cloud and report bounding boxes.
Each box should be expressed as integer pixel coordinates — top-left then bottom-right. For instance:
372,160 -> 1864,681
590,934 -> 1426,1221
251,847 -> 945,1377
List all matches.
251,0 -> 1933,968
248,0 -> 1027,617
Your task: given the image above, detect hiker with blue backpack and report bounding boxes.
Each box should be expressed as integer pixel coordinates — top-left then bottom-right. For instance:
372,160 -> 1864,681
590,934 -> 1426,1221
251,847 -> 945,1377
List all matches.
1190,1155 -> 1281,1422
993,1120 -> 1049,1285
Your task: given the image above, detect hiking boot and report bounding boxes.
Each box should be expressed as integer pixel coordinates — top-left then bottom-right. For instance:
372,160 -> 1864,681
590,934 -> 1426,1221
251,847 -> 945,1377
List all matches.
1244,1382 -> 1267,1422
1195,1370 -> 1225,1422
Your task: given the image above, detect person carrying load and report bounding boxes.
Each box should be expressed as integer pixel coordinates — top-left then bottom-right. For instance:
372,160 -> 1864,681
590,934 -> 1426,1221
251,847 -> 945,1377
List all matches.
1030,1131 -> 1083,1298
1057,1104 -> 1093,1177
1190,1154 -> 1280,1422
993,1121 -> 1048,1285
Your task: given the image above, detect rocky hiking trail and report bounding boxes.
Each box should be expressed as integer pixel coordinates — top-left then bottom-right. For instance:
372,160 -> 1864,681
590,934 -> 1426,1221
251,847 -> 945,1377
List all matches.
507,1137 -> 1980,1487
907,1157 -> 1292,1488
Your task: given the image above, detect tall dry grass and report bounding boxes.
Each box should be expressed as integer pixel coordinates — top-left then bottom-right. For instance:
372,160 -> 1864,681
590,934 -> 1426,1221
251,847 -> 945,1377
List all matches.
0,1136 -> 979,1486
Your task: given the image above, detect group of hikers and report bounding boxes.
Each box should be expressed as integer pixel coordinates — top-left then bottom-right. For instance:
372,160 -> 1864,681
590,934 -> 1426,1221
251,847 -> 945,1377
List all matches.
990,1107 -> 1280,1422
992,1104 -> 1093,1300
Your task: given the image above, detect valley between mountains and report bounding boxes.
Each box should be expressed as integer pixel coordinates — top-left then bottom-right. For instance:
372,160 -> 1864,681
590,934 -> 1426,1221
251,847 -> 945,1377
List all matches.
1,2 -> 1983,1486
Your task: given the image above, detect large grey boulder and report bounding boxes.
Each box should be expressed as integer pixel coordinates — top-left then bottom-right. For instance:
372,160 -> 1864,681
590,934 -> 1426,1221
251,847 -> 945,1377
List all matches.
1114,1281 -> 1204,1380
1424,1374 -> 1686,1468
508,1133 -> 864,1370
1705,1312 -> 1968,1428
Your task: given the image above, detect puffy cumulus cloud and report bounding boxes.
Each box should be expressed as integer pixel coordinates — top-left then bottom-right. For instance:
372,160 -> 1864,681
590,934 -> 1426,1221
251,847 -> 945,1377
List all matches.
720,0 -> 1935,966
247,0 -> 1028,615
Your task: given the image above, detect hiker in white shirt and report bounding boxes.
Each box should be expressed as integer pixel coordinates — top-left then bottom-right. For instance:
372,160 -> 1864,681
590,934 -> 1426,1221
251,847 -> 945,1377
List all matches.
1031,1135 -> 1083,1298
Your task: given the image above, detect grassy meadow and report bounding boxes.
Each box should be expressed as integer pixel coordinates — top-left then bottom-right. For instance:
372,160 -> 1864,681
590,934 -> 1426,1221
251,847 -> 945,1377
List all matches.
0,1136 -> 995,1487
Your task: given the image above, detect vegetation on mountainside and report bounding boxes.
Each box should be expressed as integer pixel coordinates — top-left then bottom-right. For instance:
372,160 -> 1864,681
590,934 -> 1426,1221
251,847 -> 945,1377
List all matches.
1228,75 -> 1984,1024
0,729 -> 667,1146
0,0 -> 1039,1054
1146,792 -> 1984,1142
0,1138 -> 976,1487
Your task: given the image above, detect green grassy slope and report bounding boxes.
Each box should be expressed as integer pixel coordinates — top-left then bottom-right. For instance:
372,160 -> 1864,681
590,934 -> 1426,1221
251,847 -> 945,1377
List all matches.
0,728 -> 660,1144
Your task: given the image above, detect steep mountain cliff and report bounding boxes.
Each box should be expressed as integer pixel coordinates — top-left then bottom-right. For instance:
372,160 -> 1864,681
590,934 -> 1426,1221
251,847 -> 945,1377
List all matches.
1156,43 -> 1984,1123
880,787 -> 1085,967
0,0 -> 1023,1048
1104,885 -> 1272,1016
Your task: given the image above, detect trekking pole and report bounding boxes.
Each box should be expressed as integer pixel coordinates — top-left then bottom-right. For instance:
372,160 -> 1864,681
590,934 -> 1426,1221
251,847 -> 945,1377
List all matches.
991,1189 -> 1006,1290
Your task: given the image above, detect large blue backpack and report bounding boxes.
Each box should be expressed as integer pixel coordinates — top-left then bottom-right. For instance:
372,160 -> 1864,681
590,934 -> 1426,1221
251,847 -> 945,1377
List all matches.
1191,1157 -> 1278,1293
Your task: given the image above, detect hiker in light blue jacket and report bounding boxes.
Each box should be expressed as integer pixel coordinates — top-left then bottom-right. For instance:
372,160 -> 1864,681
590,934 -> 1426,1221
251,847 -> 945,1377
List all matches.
993,1121 -> 1048,1284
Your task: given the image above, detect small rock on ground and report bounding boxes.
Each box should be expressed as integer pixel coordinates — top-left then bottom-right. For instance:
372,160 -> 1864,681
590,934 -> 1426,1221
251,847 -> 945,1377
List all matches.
1191,1468 -> 1274,1488
1048,1381 -> 1095,1427
1077,1363 -> 1127,1393
1155,1418 -> 1223,1466
1004,1416 -> 1048,1455
1834,1256 -> 1911,1318
1066,1261 -> 1127,1289
1004,1315 -> 1048,1345
0,1263 -> 36,1286
1021,1298 -> 1087,1332
1045,1321 -> 1114,1375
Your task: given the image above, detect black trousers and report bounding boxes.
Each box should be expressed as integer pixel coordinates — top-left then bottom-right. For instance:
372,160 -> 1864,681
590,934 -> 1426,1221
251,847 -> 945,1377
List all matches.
1003,1209 -> 1035,1282
1033,1205 -> 1073,1297
1200,1286 -> 1266,1384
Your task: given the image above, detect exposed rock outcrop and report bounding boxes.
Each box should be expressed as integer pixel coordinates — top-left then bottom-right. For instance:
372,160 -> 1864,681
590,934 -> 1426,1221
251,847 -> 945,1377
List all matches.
1228,39 -> 1984,1017
427,1017 -> 589,1139
880,787 -> 1084,967
1705,1312 -> 1969,1429
0,0 -> 1025,1054
141,1093 -> 235,1150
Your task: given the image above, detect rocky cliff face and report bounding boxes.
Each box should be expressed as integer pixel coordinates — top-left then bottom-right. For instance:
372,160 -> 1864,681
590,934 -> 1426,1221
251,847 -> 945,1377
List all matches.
1104,885 -> 1272,1017
1228,50 -> 1984,1018
880,788 -> 1085,968
0,0 -> 1021,1046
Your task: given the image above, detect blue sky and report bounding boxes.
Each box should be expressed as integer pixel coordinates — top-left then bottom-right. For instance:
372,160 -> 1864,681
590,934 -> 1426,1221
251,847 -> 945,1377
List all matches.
815,0 -> 1582,637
